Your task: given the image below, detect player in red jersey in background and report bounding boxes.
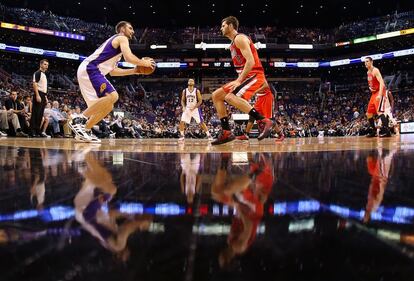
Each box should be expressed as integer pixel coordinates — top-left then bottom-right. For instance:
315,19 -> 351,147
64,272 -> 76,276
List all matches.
210,16 -> 273,145
364,57 -> 392,138
236,81 -> 285,141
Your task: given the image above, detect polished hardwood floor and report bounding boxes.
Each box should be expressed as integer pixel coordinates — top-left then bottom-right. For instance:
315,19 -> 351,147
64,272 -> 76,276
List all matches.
0,135 -> 413,281
0,134 -> 412,153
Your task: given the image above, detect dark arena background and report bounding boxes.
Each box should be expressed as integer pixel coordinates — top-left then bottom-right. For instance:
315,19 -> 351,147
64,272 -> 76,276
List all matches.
1,0 -> 414,280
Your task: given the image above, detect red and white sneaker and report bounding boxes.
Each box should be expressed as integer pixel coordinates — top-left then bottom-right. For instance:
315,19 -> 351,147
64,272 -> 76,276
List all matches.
236,134 -> 249,141
275,134 -> 285,142
257,118 -> 273,141
211,130 -> 236,145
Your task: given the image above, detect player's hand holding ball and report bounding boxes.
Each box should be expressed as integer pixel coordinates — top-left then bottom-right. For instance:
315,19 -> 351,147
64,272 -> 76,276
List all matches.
135,57 -> 156,75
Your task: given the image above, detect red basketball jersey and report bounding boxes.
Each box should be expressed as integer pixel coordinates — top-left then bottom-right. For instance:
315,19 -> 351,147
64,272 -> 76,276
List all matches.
367,69 -> 380,92
230,33 -> 264,75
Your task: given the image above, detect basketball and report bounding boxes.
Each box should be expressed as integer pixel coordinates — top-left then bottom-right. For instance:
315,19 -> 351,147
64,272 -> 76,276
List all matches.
135,65 -> 155,75
135,57 -> 156,75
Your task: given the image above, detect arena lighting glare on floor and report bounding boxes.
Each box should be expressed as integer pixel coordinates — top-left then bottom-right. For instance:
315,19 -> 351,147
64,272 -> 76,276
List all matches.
0,202 -> 412,225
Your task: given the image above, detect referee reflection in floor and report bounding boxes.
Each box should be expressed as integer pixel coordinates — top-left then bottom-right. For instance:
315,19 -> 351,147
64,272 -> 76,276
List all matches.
30,59 -> 49,137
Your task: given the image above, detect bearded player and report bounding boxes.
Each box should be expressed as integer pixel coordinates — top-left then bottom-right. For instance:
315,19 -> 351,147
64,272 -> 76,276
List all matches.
70,21 -> 156,142
210,16 -> 273,145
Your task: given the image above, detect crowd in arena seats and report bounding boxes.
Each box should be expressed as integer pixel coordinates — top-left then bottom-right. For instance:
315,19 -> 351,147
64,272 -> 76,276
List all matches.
335,11 -> 414,41
2,3 -> 413,46
141,10 -> 414,45
1,70 -> 413,140
262,27 -> 333,44
0,4 -> 114,45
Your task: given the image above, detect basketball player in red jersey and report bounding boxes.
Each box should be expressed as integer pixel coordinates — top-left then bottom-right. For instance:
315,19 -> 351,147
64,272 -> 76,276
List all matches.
365,57 -> 392,138
210,16 -> 273,145
212,153 -> 274,267
236,82 -> 285,141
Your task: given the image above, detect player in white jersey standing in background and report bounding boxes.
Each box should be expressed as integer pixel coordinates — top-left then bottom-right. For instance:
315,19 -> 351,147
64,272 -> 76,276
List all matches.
71,21 -> 156,142
179,79 -> 212,141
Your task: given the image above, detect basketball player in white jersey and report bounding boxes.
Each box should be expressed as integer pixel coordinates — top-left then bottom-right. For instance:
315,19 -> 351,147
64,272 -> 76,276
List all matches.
70,21 -> 156,142
180,153 -> 202,204
179,79 -> 212,141
378,89 -> 398,135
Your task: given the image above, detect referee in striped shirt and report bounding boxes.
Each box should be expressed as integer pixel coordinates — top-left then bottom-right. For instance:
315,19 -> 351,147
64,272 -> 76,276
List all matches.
30,59 -> 49,137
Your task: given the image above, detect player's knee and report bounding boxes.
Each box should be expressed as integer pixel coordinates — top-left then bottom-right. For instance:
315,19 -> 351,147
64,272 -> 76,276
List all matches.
224,93 -> 235,104
366,113 -> 372,119
212,89 -> 225,103
211,91 -> 219,102
108,91 -> 119,103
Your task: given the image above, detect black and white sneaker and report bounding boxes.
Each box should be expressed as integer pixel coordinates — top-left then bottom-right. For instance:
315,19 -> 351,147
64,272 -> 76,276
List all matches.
69,122 -> 92,142
40,132 -> 51,138
86,130 -> 101,143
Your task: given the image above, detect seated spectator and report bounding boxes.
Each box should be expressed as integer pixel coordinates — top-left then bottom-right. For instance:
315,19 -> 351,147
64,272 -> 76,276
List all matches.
39,115 -> 50,138
131,120 -> 143,138
16,94 -> 30,133
70,106 -> 83,121
110,115 -> 126,138
46,101 -> 67,137
23,95 -> 32,128
60,104 -> 72,137
0,107 -> 8,137
1,91 -> 28,137
352,107 -> 360,119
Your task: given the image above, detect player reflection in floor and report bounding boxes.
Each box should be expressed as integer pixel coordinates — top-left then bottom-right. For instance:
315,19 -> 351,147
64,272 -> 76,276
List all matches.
180,153 -> 203,205
211,153 -> 274,268
363,149 -> 396,223
74,152 -> 152,261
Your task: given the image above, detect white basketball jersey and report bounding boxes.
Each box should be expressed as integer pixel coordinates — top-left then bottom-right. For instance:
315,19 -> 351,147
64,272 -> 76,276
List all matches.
185,88 -> 197,109
81,35 -> 123,76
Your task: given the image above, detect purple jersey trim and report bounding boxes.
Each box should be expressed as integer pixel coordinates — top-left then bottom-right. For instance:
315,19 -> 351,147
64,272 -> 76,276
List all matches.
198,108 -> 204,122
82,193 -> 114,240
86,35 -> 120,97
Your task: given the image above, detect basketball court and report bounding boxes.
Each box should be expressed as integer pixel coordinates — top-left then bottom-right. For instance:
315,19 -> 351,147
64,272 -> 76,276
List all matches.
1,0 -> 414,279
1,136 -> 414,280
0,135 -> 411,152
